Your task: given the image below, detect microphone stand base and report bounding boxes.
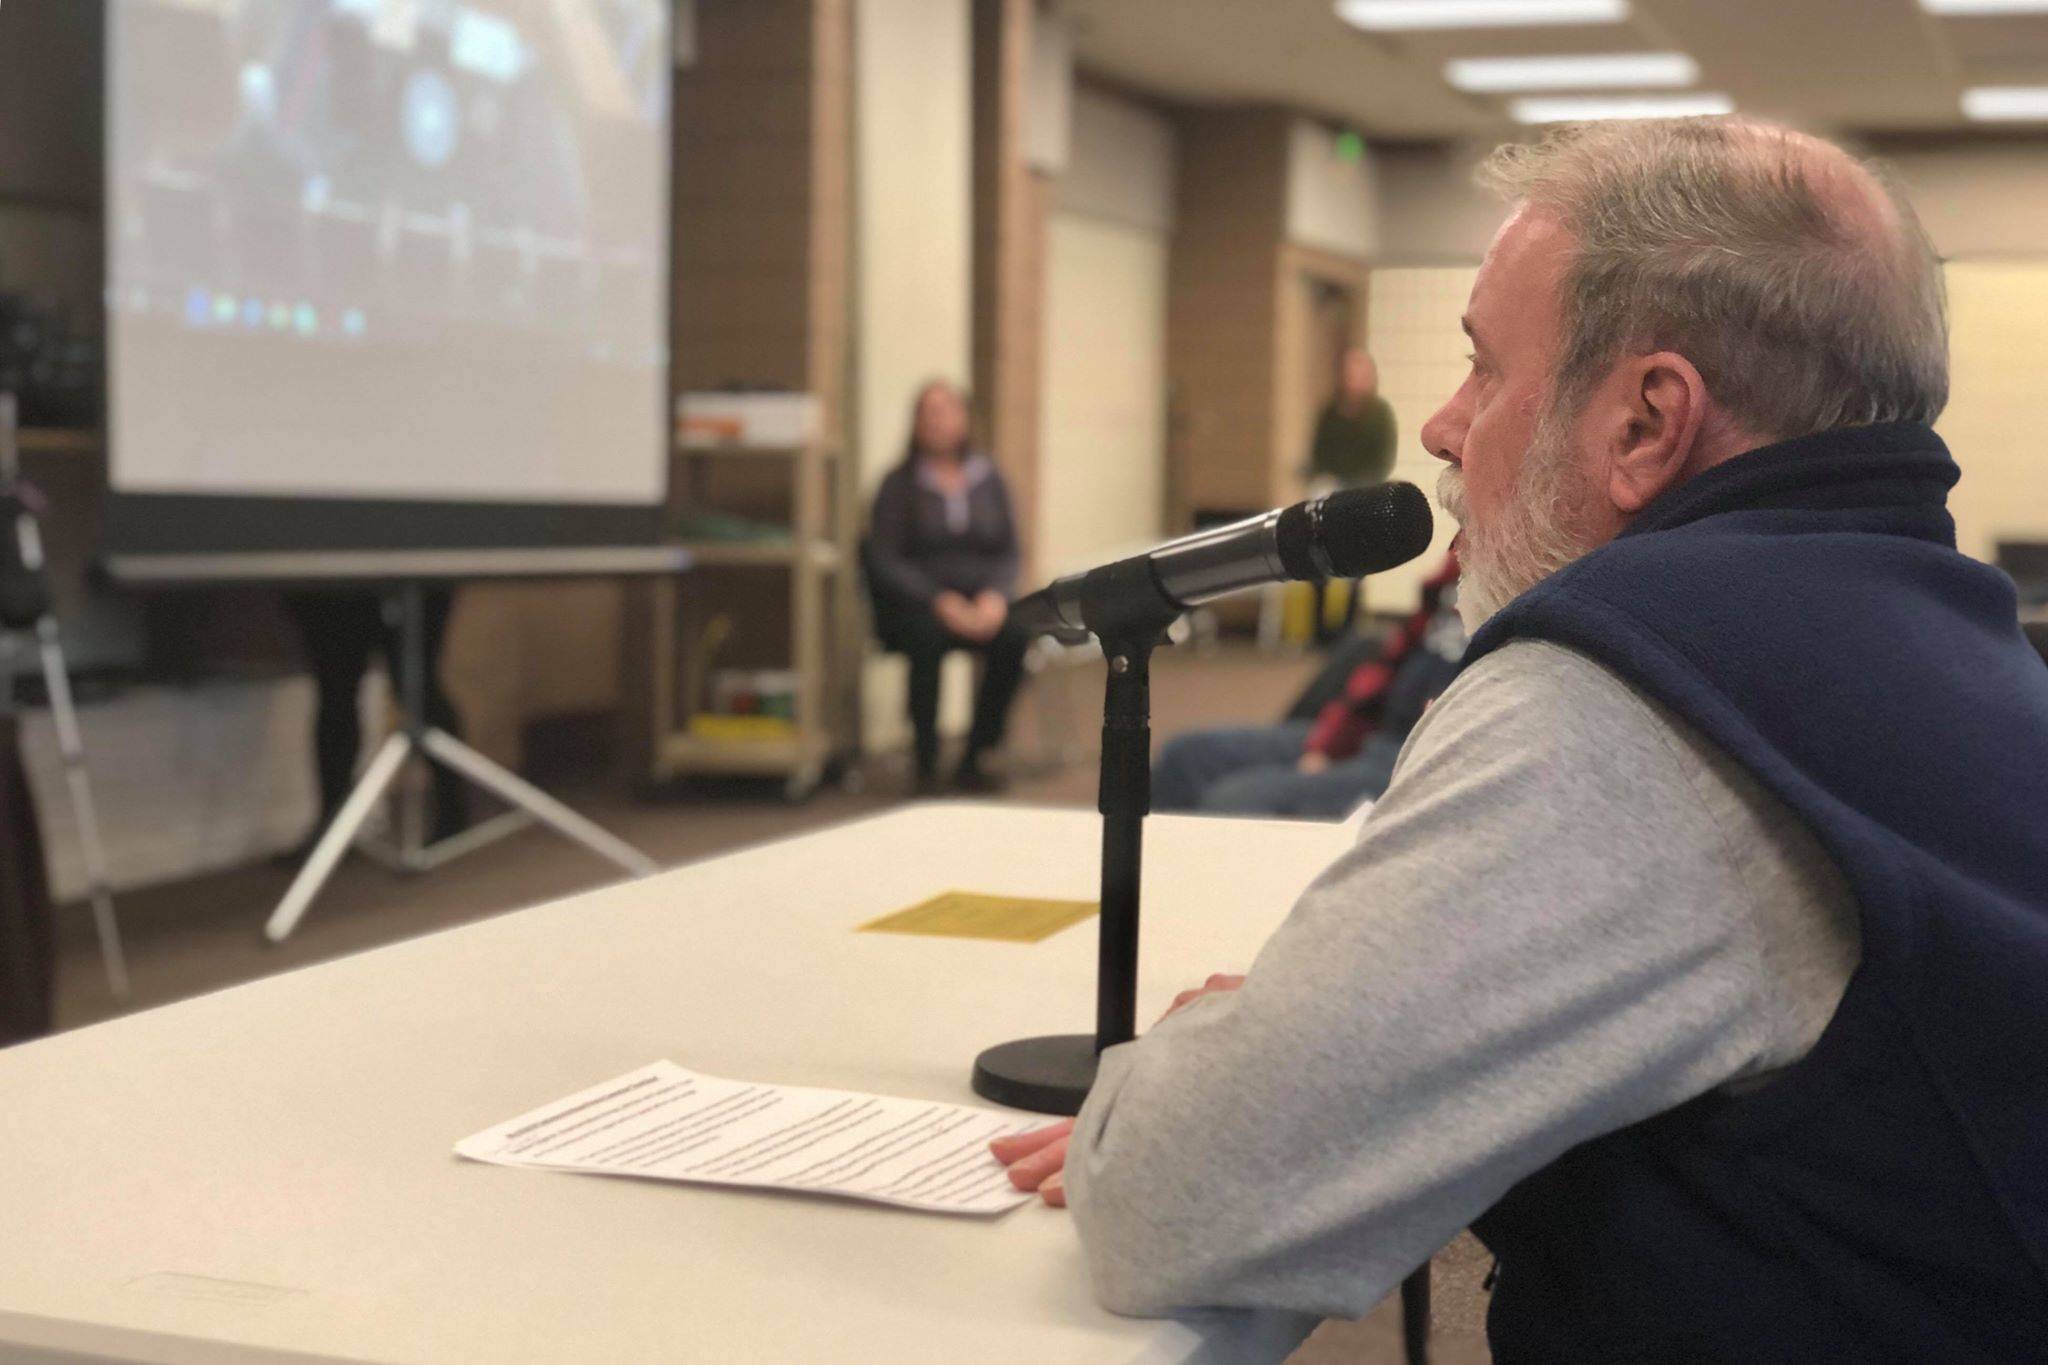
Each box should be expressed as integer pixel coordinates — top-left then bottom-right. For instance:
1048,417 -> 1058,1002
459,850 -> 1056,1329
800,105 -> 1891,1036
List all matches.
971,1034 -> 1098,1116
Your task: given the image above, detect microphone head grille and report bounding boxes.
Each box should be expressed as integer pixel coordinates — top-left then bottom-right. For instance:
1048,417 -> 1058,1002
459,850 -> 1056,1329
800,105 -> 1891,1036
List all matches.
1315,482 -> 1436,578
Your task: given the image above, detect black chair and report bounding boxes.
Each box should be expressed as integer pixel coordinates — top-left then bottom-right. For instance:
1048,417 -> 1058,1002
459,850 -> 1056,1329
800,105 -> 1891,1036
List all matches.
856,537 -> 954,769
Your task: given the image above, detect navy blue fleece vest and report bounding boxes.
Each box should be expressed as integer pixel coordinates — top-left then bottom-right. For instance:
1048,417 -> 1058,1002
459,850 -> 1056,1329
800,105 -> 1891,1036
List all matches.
1463,422 -> 2048,1363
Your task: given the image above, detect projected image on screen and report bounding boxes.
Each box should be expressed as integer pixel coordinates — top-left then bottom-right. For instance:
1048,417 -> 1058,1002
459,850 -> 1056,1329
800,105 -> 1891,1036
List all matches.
109,0 -> 669,509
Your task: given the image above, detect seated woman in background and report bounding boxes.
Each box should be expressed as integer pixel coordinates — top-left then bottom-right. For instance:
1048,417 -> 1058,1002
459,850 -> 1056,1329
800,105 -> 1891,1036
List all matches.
865,380 -> 1028,795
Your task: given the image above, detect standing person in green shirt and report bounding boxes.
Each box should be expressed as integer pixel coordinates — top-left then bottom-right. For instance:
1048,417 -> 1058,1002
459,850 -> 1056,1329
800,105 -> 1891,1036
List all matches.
1305,346 -> 1398,639
1310,346 -> 1399,487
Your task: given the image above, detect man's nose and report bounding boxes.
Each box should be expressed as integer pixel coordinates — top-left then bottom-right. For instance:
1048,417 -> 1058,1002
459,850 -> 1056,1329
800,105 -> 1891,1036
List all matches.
1421,403 -> 1461,464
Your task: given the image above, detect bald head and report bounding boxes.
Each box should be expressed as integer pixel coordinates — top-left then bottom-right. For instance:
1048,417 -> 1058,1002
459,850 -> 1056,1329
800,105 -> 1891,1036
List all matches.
1724,120 -> 1912,277
1478,115 -> 1949,441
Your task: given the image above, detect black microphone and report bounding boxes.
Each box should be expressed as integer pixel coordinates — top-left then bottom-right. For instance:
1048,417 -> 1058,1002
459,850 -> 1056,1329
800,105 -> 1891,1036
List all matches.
1012,481 -> 1434,640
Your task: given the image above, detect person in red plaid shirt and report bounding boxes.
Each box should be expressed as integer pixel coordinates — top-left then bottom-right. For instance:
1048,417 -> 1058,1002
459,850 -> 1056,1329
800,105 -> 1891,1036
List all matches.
1152,553 -> 1465,818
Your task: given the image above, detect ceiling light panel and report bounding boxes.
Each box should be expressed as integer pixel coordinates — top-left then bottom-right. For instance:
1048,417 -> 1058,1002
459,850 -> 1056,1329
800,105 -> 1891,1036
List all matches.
1920,1 -> 2048,15
1336,0 -> 1630,32
1961,85 -> 2048,118
1510,93 -> 1735,123
1446,52 -> 1698,92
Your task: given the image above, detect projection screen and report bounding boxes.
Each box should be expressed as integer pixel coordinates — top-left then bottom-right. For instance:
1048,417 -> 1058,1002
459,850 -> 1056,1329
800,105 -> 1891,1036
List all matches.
105,0 -> 672,570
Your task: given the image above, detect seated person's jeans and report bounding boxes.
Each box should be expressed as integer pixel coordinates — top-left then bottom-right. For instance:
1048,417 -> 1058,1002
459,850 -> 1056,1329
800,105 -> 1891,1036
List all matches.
1152,720 -> 1401,820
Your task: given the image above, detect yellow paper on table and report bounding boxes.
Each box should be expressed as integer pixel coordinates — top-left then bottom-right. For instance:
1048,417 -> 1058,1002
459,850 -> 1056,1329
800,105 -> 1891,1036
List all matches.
859,891 -> 1099,944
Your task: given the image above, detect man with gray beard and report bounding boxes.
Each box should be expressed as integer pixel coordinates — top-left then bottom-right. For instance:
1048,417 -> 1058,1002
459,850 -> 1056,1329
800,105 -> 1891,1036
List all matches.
992,116 -> 2048,1362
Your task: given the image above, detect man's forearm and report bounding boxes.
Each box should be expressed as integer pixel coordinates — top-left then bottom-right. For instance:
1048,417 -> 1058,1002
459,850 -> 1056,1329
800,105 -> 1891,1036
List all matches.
1065,989 -> 1444,1321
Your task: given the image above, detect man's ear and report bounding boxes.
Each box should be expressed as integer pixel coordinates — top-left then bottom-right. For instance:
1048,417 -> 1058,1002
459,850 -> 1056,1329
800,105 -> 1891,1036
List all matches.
1606,352 -> 1708,515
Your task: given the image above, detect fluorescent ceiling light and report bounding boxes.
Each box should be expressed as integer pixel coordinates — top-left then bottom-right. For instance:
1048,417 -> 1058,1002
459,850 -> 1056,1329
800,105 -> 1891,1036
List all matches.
1447,52 -> 1697,92
1510,93 -> 1734,123
1962,86 -> 2048,120
1336,0 -> 1629,32
1920,0 -> 2048,15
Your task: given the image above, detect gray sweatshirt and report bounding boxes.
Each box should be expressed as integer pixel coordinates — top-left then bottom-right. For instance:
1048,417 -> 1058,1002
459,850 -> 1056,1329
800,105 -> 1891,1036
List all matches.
1064,639 -> 1861,1321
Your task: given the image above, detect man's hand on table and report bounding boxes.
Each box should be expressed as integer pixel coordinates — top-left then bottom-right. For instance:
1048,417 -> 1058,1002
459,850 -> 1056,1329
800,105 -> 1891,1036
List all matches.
993,1120 -> 1074,1206
990,974 -> 1246,1206
1167,973 -> 1247,1015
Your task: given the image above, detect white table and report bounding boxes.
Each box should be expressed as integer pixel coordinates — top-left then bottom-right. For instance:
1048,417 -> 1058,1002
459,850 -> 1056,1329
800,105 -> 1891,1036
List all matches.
0,804 -> 1355,1364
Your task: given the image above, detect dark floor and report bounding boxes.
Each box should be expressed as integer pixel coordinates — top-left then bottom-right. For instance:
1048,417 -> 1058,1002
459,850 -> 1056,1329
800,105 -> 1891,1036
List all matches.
47,642 -> 1490,1364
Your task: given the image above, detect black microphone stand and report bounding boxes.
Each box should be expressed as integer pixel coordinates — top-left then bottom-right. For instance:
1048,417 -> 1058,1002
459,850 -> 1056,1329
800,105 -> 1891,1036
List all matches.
972,516 -> 1437,1365
971,563 -> 1182,1114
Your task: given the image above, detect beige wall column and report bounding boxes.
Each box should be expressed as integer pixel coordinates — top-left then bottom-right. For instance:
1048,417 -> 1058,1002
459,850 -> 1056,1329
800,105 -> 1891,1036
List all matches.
971,0 -> 1049,577
851,0 -> 974,750
852,0 -> 972,491
1038,85 -> 1175,573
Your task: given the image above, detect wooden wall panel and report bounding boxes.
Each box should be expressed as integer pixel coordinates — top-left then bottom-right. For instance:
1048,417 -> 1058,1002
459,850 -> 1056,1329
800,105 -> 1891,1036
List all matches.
1165,108 -> 1291,526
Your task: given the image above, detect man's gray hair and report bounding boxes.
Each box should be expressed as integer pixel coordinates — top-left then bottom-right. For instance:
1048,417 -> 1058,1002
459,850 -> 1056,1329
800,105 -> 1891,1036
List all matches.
1480,118 -> 1949,438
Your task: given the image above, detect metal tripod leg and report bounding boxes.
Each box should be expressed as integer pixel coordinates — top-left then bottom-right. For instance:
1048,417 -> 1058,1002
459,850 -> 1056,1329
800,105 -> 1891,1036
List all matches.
419,728 -> 657,878
265,732 -> 412,943
35,616 -> 129,999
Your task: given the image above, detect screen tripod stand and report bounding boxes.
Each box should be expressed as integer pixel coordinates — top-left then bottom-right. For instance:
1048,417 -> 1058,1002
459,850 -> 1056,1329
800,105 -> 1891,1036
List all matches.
265,579 -> 661,942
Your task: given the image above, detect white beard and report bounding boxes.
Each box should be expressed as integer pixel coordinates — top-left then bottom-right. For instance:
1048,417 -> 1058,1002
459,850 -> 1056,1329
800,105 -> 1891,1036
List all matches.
1437,415 -> 1591,634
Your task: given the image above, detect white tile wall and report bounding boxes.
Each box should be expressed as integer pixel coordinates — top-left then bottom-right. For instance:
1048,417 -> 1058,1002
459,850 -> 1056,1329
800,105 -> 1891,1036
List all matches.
1366,267 -> 1477,612
1938,263 -> 2048,565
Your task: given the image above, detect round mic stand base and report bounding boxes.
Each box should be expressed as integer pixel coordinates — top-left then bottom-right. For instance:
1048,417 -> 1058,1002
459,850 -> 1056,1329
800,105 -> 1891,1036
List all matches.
971,1033 -> 1098,1116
